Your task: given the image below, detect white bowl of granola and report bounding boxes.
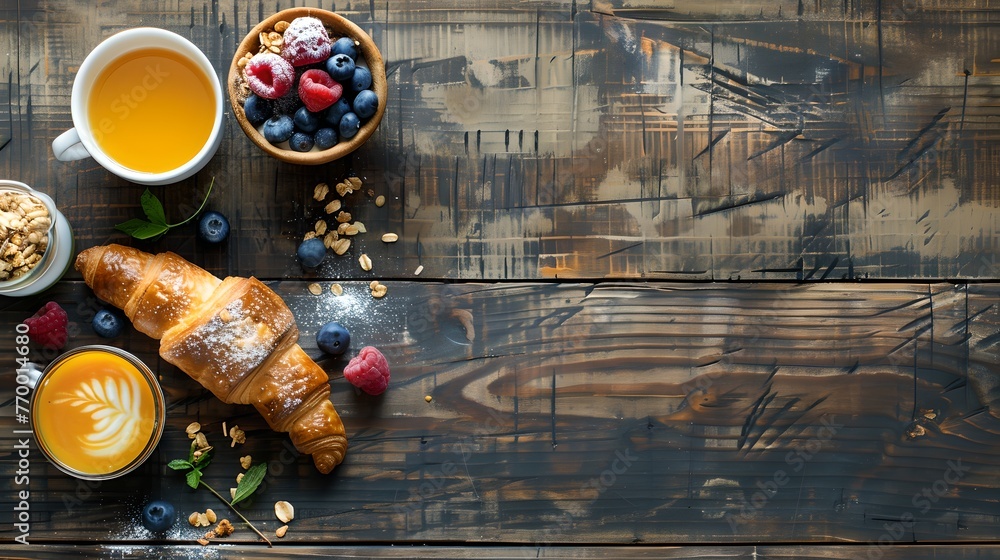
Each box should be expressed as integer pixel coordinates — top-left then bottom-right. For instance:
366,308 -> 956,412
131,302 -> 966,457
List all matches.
0,181 -> 74,297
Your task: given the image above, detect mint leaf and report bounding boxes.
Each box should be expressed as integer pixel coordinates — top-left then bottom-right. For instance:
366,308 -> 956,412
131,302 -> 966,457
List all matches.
167,459 -> 193,471
186,468 -> 202,490
231,463 -> 267,505
114,219 -> 169,240
140,189 -> 167,225
114,177 -> 216,240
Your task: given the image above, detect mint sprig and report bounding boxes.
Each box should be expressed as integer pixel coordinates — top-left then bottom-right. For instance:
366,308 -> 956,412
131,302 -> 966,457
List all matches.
168,440 -> 272,547
115,178 -> 215,240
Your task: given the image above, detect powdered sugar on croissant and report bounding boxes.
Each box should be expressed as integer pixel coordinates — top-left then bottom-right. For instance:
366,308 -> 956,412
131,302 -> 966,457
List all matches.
75,244 -> 347,474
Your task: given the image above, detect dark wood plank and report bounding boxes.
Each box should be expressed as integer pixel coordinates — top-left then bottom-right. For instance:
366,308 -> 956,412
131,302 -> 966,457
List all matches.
3,0 -> 998,281
6,543 -> 1000,559
2,281 -> 998,545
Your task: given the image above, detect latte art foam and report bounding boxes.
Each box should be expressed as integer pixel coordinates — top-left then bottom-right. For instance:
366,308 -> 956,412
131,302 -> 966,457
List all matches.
54,376 -> 144,459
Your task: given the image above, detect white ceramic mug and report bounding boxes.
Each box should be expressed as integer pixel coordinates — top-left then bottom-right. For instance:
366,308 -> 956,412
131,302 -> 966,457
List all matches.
51,28 -> 223,185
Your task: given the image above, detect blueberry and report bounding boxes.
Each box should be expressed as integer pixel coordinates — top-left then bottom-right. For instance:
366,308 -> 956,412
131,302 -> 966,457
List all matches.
198,210 -> 230,243
243,94 -> 272,126
293,106 -> 321,133
297,237 -> 326,268
92,309 -> 124,338
331,37 -> 358,59
316,321 -> 351,355
325,54 -> 356,82
339,112 -> 361,139
314,127 -> 338,150
289,131 -> 315,152
349,66 -> 372,93
262,114 -> 294,143
352,90 -> 379,120
141,500 -> 175,533
324,98 -> 352,126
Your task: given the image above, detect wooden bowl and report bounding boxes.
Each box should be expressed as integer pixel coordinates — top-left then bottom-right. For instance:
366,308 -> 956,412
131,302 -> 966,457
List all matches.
227,7 -> 387,165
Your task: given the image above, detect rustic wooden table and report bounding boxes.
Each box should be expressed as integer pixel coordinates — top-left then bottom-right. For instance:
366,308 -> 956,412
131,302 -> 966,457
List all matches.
3,0 -> 1000,558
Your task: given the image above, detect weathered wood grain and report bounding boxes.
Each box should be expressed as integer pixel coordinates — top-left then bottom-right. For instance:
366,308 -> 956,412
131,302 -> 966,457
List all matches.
1,281 -> 998,546
2,0 -> 998,281
5,543 -> 1000,559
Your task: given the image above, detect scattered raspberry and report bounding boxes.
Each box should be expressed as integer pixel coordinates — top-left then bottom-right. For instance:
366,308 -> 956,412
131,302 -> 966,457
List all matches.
245,53 -> 295,99
24,301 -> 68,350
298,69 -> 342,113
281,17 -> 332,67
343,346 -> 390,395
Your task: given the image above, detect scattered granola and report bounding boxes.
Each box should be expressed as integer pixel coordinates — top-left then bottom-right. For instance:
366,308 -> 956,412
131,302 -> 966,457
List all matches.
275,525 -> 288,538
240,455 -> 252,469
324,199 -> 341,214
414,265 -> 424,276
375,195 -> 385,207
206,509 -> 217,524
313,183 -> 330,201
229,425 -> 246,447
275,501 -> 295,523
214,519 -> 235,538
308,283 -> 323,295
381,233 -> 398,243
186,422 -> 201,439
369,280 -> 388,299
359,254 -> 372,271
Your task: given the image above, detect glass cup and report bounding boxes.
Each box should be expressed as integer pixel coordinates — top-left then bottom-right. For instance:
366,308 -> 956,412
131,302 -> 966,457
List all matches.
30,345 -> 165,480
0,180 -> 74,297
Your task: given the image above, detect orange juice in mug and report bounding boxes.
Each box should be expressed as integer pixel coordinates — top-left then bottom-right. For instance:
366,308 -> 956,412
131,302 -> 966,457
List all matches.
31,346 -> 164,479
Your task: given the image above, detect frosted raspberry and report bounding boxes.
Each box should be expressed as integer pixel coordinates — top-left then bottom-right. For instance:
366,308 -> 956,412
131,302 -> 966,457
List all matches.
24,301 -> 68,350
245,53 -> 295,99
281,17 -> 332,67
298,69 -> 342,112
343,346 -> 390,396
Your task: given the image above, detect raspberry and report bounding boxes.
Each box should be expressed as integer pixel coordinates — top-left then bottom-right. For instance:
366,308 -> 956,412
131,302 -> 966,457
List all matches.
24,301 -> 68,350
245,53 -> 295,100
298,69 -> 342,113
281,17 -> 332,67
343,346 -> 390,396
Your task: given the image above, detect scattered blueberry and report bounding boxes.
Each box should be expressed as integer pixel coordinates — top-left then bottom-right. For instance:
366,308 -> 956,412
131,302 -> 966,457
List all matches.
92,309 -> 124,338
324,98 -> 352,126
243,94 -> 273,126
198,210 -> 230,243
349,66 -> 372,93
331,37 -> 358,59
262,114 -> 295,143
316,321 -> 351,355
141,500 -> 176,533
353,89 -> 379,120
314,127 -> 338,150
325,54 -> 356,82
293,106 -> 322,133
297,237 -> 326,268
339,112 -> 361,139
288,131 -> 315,152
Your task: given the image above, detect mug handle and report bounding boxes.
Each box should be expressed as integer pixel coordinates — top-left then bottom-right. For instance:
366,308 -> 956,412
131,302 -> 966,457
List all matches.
52,128 -> 92,161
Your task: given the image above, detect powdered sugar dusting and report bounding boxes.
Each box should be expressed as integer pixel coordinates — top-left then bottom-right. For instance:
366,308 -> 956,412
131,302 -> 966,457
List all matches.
281,16 -> 332,66
161,280 -> 295,401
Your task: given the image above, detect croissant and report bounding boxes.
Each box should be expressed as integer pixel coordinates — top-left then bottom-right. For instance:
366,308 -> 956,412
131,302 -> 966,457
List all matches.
74,244 -> 347,474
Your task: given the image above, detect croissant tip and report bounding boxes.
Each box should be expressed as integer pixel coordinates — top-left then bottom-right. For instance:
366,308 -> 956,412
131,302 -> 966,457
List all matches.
313,452 -> 342,474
